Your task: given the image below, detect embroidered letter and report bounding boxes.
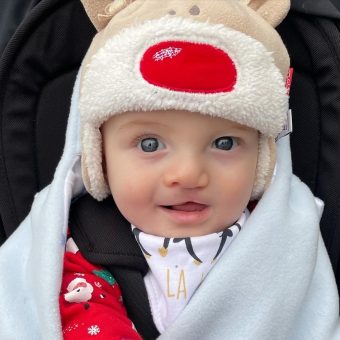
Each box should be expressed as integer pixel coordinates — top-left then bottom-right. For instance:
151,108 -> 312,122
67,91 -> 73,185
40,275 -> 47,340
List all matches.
166,268 -> 175,298
177,270 -> 187,300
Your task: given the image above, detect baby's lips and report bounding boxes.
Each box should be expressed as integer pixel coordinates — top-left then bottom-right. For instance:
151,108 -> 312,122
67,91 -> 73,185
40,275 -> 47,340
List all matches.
166,202 -> 208,212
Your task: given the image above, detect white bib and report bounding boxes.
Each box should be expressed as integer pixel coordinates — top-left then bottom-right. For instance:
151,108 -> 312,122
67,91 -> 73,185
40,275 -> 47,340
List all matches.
132,210 -> 248,333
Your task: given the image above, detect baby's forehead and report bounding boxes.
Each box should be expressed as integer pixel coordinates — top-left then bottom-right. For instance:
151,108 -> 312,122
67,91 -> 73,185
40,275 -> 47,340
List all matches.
104,109 -> 257,134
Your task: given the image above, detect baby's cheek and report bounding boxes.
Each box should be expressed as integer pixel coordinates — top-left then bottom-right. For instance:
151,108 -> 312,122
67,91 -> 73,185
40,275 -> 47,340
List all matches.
110,177 -> 150,214
111,189 -> 137,224
218,176 -> 252,208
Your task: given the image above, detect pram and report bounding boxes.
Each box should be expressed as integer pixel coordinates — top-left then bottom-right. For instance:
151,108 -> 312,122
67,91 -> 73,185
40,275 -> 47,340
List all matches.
1,1 -> 340,333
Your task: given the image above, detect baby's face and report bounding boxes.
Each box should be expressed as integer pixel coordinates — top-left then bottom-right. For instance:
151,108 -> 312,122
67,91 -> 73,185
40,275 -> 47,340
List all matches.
102,110 -> 258,237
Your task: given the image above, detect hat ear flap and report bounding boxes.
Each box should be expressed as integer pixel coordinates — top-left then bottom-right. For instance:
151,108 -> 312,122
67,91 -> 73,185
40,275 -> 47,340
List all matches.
240,0 -> 290,27
251,136 -> 276,200
81,0 -> 135,31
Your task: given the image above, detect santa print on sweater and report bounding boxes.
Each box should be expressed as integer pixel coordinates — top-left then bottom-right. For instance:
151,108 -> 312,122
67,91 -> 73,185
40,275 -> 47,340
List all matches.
60,237 -> 141,339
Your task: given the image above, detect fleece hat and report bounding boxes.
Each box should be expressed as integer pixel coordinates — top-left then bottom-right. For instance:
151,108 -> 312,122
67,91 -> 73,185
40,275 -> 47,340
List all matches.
79,0 -> 290,201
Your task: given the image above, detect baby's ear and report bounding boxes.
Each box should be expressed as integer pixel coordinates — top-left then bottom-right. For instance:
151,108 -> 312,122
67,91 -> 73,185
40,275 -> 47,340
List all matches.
81,0 -> 135,31
240,0 -> 290,27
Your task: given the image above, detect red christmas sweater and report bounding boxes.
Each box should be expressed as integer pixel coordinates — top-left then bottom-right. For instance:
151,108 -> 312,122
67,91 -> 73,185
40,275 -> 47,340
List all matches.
60,237 -> 142,340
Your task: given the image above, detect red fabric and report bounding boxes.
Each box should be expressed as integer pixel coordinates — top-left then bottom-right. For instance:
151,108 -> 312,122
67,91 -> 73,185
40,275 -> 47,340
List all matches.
285,67 -> 294,95
140,41 -> 237,93
60,241 -> 142,340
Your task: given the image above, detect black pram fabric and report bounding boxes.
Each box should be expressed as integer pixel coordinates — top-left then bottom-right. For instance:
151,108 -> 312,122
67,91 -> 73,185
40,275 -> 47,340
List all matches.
277,11 -> 340,294
0,0 -> 33,54
0,0 -> 95,241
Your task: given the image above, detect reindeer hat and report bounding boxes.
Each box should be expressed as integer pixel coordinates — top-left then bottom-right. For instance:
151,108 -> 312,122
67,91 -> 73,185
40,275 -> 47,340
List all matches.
79,0 -> 290,201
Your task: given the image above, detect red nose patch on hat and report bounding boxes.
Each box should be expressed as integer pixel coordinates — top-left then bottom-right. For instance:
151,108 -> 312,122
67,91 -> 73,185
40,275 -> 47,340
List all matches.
140,41 -> 237,93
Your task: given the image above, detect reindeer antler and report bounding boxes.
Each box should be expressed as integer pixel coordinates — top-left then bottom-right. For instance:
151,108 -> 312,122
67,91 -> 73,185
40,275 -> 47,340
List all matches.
240,0 -> 290,27
81,0 -> 135,31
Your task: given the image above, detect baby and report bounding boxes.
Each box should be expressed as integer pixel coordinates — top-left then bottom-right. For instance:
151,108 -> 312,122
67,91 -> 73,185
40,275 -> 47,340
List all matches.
0,0 -> 339,339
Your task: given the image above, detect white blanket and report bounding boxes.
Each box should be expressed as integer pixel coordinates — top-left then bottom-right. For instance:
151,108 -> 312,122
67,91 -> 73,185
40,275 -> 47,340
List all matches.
0,75 -> 339,339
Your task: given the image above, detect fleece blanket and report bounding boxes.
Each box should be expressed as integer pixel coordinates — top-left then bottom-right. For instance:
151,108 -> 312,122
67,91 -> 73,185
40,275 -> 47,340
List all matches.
0,75 -> 339,340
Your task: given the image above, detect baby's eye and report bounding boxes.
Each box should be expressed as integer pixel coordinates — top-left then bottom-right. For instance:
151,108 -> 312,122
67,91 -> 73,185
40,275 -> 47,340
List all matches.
138,137 -> 165,152
213,136 -> 238,151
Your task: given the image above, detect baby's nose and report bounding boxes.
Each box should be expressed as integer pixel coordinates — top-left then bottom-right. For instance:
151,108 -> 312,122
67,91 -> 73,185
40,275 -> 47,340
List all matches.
163,156 -> 209,189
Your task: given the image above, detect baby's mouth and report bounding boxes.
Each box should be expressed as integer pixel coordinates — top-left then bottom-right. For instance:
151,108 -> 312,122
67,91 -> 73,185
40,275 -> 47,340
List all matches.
160,202 -> 211,224
164,202 -> 208,212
